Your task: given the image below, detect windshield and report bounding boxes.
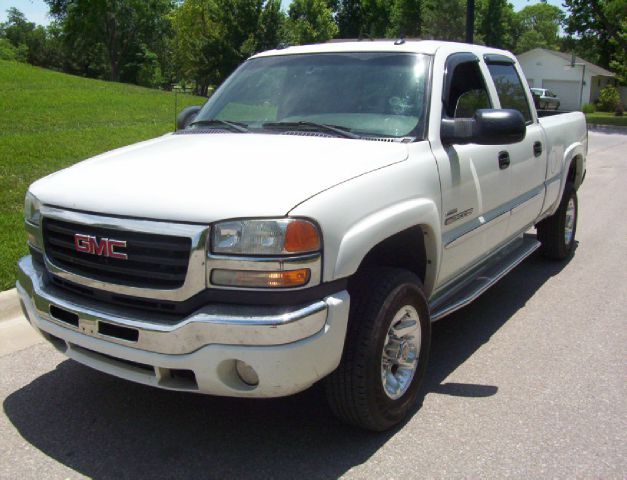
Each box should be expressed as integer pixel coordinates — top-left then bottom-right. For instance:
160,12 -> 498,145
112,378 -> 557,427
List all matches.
193,52 -> 431,139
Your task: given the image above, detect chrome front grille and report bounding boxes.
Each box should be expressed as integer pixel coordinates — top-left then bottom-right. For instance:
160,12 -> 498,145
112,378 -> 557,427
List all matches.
43,218 -> 192,289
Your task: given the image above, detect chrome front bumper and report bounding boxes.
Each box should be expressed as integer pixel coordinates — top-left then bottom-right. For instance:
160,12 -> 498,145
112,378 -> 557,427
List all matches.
17,256 -> 350,397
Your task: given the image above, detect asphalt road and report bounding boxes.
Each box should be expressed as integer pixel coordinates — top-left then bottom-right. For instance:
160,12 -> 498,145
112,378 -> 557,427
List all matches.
1,132 -> 625,479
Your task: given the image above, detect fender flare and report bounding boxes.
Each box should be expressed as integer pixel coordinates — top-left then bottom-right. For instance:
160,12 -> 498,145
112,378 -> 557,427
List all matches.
333,198 -> 441,296
564,142 -> 585,188
546,142 -> 585,217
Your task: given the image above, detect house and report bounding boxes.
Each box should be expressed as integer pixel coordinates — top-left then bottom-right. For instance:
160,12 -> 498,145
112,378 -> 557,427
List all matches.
517,48 -> 618,111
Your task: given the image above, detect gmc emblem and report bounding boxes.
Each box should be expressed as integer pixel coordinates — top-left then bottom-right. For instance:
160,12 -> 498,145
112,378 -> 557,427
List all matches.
74,234 -> 128,260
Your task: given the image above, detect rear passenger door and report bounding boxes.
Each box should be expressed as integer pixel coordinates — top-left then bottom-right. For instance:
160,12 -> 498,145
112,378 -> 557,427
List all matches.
484,56 -> 548,238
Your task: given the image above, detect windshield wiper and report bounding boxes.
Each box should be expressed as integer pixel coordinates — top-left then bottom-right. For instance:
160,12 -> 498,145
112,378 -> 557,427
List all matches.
262,121 -> 360,139
189,119 -> 249,133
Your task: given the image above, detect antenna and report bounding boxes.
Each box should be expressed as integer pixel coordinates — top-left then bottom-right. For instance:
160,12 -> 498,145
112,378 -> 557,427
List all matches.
172,84 -> 179,132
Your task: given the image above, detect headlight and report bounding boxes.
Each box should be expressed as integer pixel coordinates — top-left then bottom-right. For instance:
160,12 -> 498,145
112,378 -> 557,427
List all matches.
24,191 -> 42,225
212,219 -> 321,255
209,218 -> 321,289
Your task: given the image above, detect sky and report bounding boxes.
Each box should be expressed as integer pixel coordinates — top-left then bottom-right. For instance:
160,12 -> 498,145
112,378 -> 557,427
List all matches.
0,0 -> 49,25
0,0 -> 567,26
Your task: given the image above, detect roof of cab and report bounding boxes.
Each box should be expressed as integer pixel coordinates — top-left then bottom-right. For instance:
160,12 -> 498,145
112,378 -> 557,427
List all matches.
250,40 -> 513,60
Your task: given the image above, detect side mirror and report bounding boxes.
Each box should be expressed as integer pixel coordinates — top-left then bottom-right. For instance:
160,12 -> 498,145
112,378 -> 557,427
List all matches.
176,106 -> 201,131
441,109 -> 526,146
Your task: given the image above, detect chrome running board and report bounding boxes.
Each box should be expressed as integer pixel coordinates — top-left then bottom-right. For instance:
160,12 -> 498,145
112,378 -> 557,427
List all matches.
429,234 -> 540,322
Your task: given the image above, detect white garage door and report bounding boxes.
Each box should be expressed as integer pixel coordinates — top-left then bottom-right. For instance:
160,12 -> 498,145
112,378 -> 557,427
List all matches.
542,80 -> 581,111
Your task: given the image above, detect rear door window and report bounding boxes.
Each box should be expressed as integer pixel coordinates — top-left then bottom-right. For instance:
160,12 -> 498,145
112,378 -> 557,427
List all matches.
486,63 -> 532,123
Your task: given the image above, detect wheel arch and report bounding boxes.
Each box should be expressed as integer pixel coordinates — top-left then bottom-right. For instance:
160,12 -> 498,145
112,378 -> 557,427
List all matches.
563,143 -> 585,191
332,198 -> 441,296
569,153 -> 585,190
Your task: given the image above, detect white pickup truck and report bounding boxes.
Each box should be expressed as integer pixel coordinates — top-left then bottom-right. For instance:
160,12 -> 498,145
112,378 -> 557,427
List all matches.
17,40 -> 586,431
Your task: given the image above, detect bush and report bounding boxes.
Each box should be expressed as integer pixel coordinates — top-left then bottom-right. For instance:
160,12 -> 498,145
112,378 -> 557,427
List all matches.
582,103 -> 596,114
598,85 -> 621,112
616,103 -> 624,117
0,38 -> 17,60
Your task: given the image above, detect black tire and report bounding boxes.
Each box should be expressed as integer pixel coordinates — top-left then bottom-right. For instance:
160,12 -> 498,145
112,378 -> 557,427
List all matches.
537,183 -> 578,260
325,268 -> 431,431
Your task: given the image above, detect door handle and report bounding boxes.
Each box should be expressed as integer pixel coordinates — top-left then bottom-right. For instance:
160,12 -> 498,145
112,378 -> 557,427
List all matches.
533,141 -> 543,157
498,151 -> 510,170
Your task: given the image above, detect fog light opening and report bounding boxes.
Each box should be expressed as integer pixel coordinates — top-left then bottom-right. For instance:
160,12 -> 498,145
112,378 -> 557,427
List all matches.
235,360 -> 259,386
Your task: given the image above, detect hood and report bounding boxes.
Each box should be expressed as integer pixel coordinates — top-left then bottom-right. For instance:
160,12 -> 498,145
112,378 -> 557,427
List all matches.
31,133 -> 408,223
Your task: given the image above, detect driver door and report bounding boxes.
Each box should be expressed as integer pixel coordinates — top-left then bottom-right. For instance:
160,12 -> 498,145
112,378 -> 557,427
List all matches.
432,54 -> 513,286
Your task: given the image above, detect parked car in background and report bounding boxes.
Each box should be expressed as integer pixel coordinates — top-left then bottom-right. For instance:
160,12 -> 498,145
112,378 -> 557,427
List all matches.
531,88 -> 561,110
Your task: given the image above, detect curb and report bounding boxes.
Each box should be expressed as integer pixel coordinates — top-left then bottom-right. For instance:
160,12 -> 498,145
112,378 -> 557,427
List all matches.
0,288 -> 21,323
587,124 -> 627,135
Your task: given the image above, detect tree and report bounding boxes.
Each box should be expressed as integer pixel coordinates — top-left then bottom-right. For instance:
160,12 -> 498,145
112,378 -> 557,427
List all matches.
516,29 -> 547,52
1,8 -> 33,48
609,48 -> 626,85
334,0 -> 394,39
336,0 -> 363,38
0,7 -> 65,68
1,8 -> 42,64
0,37 -> 20,60
172,0 -> 282,95
257,0 -> 286,51
284,0 -> 338,44
172,0 -> 227,95
475,0 -> 515,49
46,0 -> 175,83
513,3 -> 564,53
422,0 -> 465,41
563,0 -> 626,71
597,85 -> 621,112
360,0 -> 393,38
388,0 -> 422,38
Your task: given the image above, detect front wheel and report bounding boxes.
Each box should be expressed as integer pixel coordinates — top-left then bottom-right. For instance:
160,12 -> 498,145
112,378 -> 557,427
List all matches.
325,269 -> 431,431
537,183 -> 578,259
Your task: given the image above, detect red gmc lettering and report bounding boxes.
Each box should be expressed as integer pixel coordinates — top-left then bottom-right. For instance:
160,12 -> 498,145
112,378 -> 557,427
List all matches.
73,234 -> 127,260
92,237 -> 108,256
107,239 -> 128,260
74,234 -> 92,253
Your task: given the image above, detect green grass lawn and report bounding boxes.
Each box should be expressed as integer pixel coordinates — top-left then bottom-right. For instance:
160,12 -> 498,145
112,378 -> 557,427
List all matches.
585,112 -> 627,127
0,60 -> 205,291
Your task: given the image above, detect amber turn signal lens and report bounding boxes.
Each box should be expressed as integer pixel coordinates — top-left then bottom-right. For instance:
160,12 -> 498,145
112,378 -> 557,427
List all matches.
211,268 -> 311,288
266,269 -> 311,287
284,220 -> 320,253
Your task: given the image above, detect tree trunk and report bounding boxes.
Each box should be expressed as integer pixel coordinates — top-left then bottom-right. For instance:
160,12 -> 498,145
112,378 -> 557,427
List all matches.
110,57 -> 120,82
105,8 -> 119,81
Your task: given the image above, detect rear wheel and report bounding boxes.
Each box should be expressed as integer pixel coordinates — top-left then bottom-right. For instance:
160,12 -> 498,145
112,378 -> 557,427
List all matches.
537,183 -> 578,259
325,268 -> 431,431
